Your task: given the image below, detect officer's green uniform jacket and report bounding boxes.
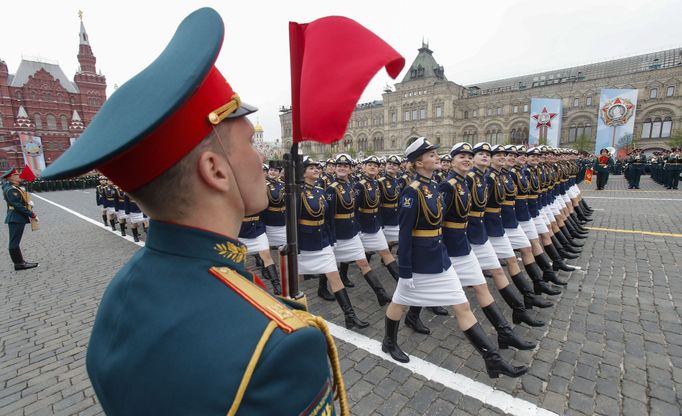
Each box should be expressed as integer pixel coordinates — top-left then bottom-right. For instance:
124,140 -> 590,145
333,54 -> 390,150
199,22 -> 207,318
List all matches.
86,220 -> 337,415
3,183 -> 34,224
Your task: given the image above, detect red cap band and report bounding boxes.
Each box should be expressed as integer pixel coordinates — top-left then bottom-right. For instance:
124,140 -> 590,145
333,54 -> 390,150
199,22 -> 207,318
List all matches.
99,67 -> 234,191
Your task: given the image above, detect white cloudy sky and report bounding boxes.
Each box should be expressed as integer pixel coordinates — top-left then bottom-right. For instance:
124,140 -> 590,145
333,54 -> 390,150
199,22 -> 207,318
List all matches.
3,0 -> 681,143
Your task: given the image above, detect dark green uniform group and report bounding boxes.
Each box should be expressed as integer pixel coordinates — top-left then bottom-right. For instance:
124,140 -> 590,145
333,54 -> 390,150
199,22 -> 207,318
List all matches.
624,150 -> 648,189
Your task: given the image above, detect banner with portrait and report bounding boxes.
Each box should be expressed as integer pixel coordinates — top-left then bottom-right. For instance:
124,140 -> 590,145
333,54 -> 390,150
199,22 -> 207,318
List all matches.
595,89 -> 638,159
529,98 -> 563,147
19,133 -> 46,174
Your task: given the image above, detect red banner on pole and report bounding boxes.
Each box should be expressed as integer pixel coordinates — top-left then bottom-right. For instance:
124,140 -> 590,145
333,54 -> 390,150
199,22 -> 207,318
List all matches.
584,168 -> 593,184
19,164 -> 36,182
289,16 -> 404,144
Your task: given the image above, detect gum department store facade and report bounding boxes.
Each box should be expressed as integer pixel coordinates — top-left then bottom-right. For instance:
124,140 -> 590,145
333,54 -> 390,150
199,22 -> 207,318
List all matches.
280,44 -> 682,158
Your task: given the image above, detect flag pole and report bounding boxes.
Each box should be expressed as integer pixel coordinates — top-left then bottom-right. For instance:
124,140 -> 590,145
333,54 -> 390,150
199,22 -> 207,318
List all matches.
282,143 -> 303,300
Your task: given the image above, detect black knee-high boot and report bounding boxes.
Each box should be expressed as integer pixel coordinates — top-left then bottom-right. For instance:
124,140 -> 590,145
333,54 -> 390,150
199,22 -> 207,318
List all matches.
317,275 -> 335,301
534,252 -> 567,285
109,218 -> 117,231
334,289 -> 369,329
404,306 -> 430,334
525,262 -> 562,295
102,214 -> 108,226
544,243 -> 577,272
463,323 -> 528,378
382,317 -> 409,362
552,234 -> 580,257
363,270 -> 391,306
132,227 -> 140,242
263,264 -> 282,296
384,261 -> 399,281
509,270 -> 555,306
482,302 -> 536,350
339,262 -> 354,287
499,284 -> 546,327
120,222 -> 127,237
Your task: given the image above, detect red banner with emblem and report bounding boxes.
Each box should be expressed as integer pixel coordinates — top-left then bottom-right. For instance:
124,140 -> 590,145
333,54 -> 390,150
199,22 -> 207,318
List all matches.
584,168 -> 593,184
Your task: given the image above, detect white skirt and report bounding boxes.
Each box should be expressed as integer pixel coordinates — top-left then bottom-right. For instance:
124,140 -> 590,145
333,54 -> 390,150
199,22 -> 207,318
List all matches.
299,245 -> 338,274
333,235 -> 366,262
116,210 -> 128,221
519,220 -> 540,240
532,216 -> 549,234
504,225 -> 532,249
550,201 -> 562,216
488,235 -> 516,259
265,225 -> 286,247
450,251 -> 486,287
540,207 -> 553,224
128,212 -> 145,224
562,194 -> 571,203
471,241 -> 502,270
359,231 -> 388,251
392,266 -> 467,307
239,232 -> 270,254
382,225 -> 400,243
105,207 -> 116,215
569,185 -> 580,198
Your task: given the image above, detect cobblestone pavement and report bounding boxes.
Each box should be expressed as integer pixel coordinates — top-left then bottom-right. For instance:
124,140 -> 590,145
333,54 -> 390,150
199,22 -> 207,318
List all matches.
1,175 -> 681,415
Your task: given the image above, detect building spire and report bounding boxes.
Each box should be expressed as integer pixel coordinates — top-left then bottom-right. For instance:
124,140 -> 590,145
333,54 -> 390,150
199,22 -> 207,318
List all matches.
78,10 -> 90,45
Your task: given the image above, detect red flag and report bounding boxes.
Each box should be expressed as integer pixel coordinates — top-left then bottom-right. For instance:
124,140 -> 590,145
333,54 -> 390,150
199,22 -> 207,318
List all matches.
584,168 -> 593,184
19,165 -> 36,182
289,17 -> 404,144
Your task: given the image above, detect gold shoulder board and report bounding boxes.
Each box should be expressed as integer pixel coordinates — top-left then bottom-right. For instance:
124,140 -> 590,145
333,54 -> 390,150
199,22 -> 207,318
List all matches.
209,267 -> 308,334
409,180 -> 420,189
330,182 -> 338,188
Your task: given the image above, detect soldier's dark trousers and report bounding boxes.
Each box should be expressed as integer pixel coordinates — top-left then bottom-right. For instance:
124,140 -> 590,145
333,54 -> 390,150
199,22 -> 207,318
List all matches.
631,170 -> 641,188
596,171 -> 609,190
8,223 -> 26,249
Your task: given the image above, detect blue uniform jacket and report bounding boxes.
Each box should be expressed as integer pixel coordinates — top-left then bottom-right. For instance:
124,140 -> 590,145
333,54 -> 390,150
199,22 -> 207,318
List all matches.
500,168 -> 519,229
86,220 -> 334,415
483,169 -> 506,237
465,168 -> 489,245
238,214 -> 266,240
325,179 -> 359,241
96,185 -> 105,206
439,172 -> 472,257
124,195 -> 142,215
354,176 -> 382,234
398,174 -> 451,279
262,178 -> 286,227
114,188 -> 126,211
102,185 -> 117,209
512,165 -> 532,222
3,183 -> 34,224
298,183 -> 334,251
378,174 -> 401,227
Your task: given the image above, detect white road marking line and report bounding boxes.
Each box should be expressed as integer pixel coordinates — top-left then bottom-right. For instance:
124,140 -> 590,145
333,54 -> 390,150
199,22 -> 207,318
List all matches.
31,193 -> 144,247
585,197 -> 682,201
33,192 -> 558,416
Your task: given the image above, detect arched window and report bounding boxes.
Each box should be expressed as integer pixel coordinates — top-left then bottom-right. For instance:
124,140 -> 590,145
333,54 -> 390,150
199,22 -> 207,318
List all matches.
343,135 -> 353,150
641,118 -> 652,139
463,129 -> 477,142
60,115 -> 68,131
16,91 -> 22,100
568,123 -> 592,142
651,117 -> 662,138
47,114 -> 57,130
357,136 -> 368,151
372,134 -> 384,151
661,117 -> 673,138
34,114 -> 42,130
0,113 -> 3,128
510,127 -> 528,145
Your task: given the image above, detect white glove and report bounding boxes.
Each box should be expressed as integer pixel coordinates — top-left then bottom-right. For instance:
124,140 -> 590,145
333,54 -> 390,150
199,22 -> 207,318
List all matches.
398,278 -> 416,290
29,201 -> 34,207
33,216 -> 39,222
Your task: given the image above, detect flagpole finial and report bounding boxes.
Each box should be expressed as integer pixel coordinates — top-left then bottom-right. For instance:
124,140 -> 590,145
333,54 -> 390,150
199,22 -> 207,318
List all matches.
78,10 -> 83,21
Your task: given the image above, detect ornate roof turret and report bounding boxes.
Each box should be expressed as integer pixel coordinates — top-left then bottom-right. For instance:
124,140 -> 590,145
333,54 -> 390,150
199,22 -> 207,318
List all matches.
401,41 -> 447,83
14,105 -> 34,128
69,110 -> 85,130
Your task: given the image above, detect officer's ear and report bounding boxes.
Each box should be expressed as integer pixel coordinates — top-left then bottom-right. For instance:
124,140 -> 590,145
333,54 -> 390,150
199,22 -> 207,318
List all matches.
196,149 -> 232,194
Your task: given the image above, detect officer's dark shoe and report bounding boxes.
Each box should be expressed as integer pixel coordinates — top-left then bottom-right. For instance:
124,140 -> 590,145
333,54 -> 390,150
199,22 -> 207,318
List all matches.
382,317 -> 409,363
132,227 -> 140,243
384,261 -> 399,281
363,269 -> 391,306
9,248 -> 39,271
339,262 -> 354,288
263,264 -> 282,296
427,306 -> 449,316
334,288 -> 369,329
109,219 -> 117,231
317,275 -> 335,301
499,284 -> 546,327
525,263 -> 562,296
544,244 -> 578,271
464,323 -> 528,379
405,307 -> 430,334
482,303 -> 536,350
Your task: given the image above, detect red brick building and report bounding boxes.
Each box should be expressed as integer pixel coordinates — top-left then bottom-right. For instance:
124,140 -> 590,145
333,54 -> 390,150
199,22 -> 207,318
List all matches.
0,16 -> 106,172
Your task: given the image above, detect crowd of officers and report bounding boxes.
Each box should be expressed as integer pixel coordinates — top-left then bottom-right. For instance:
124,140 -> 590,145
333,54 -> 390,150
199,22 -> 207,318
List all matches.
22,174 -> 100,192
240,140 -> 596,379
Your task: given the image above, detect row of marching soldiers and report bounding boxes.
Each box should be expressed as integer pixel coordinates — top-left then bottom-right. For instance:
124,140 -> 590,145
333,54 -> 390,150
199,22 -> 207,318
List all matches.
230,139 -> 596,379
95,177 -> 149,242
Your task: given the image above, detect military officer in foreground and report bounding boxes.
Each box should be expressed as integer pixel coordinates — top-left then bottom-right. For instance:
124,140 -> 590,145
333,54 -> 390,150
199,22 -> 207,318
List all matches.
2,168 -> 39,271
41,8 -> 346,416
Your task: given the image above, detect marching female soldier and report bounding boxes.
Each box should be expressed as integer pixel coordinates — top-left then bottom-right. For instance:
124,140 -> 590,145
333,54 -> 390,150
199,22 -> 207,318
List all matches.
326,153 -> 392,306
378,155 -> 402,246
381,138 -> 527,379
299,156 -> 369,329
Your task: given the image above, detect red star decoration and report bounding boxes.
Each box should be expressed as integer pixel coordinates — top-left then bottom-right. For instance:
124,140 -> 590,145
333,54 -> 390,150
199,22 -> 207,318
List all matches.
532,106 -> 558,128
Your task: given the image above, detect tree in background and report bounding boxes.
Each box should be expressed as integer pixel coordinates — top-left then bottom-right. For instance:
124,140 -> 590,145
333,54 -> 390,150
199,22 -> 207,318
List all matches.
571,134 -> 592,153
668,129 -> 682,149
